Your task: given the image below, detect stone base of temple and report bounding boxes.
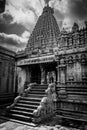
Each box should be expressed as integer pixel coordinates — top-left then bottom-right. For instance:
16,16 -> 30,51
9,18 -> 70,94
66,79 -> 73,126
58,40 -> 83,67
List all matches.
5,84 -> 48,123
5,83 -> 58,123
56,83 -> 87,123
4,82 -> 87,124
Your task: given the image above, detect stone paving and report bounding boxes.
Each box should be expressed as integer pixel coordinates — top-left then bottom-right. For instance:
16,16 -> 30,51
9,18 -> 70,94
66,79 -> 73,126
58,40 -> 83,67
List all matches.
0,117 -> 80,130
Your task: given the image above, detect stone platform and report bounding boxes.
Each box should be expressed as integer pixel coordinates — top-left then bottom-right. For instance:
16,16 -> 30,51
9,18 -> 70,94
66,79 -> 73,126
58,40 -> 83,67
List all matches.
0,116 -> 80,130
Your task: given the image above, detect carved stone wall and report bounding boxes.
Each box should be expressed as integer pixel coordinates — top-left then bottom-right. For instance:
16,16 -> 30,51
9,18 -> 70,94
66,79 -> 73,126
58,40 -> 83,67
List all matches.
0,46 -> 16,105
17,67 -> 27,95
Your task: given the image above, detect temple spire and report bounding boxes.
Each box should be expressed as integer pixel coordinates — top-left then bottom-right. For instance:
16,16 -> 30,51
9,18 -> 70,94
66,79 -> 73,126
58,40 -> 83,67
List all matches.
26,0 -> 60,53
44,0 -> 50,6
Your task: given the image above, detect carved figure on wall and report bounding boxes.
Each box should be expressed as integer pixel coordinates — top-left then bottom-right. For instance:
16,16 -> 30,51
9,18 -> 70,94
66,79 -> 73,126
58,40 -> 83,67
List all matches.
60,68 -> 66,84
67,58 -> 74,82
47,71 -> 56,84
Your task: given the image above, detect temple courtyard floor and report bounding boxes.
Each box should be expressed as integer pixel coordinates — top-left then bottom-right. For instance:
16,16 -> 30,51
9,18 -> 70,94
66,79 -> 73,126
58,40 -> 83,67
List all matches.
0,116 -> 86,130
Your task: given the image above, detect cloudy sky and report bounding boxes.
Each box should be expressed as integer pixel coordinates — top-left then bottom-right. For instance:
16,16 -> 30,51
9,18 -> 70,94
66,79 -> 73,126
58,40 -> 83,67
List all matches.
0,0 -> 87,52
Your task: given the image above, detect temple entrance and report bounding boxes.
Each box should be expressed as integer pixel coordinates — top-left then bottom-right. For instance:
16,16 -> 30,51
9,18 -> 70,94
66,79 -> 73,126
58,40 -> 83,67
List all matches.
47,71 -> 56,84
31,65 -> 41,84
45,62 -> 57,84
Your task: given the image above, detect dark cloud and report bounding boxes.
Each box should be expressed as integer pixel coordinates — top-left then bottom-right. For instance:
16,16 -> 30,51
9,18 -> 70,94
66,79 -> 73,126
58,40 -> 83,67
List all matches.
0,33 -> 27,52
69,0 -> 87,20
0,22 -> 28,36
0,12 -> 28,36
0,13 -> 13,24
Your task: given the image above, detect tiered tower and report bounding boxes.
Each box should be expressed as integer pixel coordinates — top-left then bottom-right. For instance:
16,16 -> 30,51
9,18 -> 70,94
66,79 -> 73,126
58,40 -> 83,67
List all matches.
25,5 -> 60,56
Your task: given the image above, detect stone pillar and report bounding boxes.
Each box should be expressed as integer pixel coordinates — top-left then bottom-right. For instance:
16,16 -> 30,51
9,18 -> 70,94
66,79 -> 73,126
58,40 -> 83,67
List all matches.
56,61 -> 60,85
11,64 -> 15,93
26,66 -> 31,83
57,57 -> 67,98
74,58 -> 81,82
40,64 -> 46,84
13,62 -> 17,94
81,54 -> 87,84
59,66 -> 66,84
17,67 -> 26,94
24,66 -> 32,88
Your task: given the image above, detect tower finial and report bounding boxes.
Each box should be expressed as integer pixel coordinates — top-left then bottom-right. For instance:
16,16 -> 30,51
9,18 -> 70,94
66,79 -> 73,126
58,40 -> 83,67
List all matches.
44,0 -> 50,6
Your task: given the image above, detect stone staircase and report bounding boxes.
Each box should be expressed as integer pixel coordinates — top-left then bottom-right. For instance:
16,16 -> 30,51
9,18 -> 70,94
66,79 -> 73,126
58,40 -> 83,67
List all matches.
7,84 -> 48,123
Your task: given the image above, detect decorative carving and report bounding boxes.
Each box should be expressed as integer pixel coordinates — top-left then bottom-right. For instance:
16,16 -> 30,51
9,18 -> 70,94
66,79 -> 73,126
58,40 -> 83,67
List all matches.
72,22 -> 79,33
59,66 -> 66,84
68,56 -> 73,64
68,33 -> 73,46
72,31 -> 79,46
47,71 -> 56,84
33,83 -> 57,122
25,5 -> 59,56
81,54 -> 86,63
60,57 -> 66,65
74,55 -> 79,62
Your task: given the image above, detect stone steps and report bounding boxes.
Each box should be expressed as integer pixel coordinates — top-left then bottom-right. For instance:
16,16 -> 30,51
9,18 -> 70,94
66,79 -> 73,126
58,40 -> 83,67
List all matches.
16,103 -> 38,109
20,97 -> 42,101
29,91 -> 45,94
30,88 -> 46,91
67,88 -> 87,91
8,84 -> 48,123
18,99 -> 40,104
9,113 -> 32,122
13,106 -> 35,112
67,91 -> 87,95
10,109 -> 33,117
27,93 -> 45,98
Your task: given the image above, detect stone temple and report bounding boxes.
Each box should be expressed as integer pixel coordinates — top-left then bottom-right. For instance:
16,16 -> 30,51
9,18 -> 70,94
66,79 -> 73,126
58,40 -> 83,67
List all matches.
0,2 -> 87,125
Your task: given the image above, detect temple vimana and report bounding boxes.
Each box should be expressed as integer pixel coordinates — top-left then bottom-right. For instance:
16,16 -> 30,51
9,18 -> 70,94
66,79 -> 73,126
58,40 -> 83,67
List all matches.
0,3 -> 87,126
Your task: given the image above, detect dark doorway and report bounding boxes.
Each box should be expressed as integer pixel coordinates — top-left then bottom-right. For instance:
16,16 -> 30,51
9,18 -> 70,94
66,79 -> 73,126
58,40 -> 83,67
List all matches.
45,62 -> 57,84
31,64 -> 41,84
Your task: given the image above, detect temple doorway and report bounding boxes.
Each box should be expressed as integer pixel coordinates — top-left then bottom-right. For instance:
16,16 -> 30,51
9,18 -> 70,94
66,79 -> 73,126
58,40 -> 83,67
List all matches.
47,71 -> 56,84
45,62 -> 57,84
31,64 -> 41,84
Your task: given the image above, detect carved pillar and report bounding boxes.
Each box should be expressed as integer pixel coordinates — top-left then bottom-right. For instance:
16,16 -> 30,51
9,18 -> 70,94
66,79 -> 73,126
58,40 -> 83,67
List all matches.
74,56 -> 82,83
67,56 -> 74,84
58,57 -> 66,84
26,66 -> 29,83
40,64 -> 46,84
81,54 -> 87,83
57,57 -> 67,98
26,66 -> 31,84
13,62 -> 17,94
59,66 -> 66,84
11,64 -> 15,93
56,60 -> 60,84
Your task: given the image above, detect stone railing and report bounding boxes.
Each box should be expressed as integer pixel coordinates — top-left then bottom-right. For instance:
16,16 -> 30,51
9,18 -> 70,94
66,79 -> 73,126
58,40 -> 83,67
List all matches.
6,83 -> 36,110
33,83 -> 58,123
23,82 -> 37,97
6,95 -> 21,110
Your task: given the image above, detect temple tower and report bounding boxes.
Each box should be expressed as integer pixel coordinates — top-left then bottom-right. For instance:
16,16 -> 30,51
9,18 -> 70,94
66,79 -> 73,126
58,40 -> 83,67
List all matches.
25,4 -> 60,55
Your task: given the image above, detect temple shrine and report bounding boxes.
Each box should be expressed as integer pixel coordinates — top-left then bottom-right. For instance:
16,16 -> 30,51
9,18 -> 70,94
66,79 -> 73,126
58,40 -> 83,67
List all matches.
5,2 -> 87,124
